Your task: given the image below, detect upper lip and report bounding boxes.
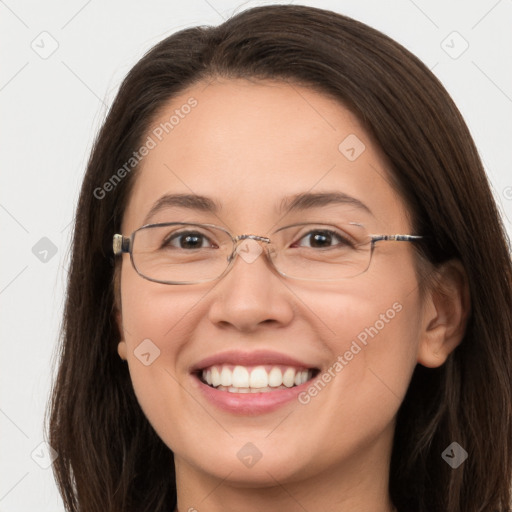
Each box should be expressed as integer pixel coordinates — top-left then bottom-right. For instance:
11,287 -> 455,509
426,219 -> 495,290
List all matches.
190,350 -> 319,372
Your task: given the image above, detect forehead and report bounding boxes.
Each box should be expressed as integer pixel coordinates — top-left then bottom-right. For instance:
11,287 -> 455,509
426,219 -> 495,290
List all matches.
122,78 -> 410,233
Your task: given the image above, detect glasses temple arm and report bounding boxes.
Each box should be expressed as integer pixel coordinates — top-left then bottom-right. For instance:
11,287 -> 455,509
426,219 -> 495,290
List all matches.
113,234 -> 132,255
371,234 -> 424,243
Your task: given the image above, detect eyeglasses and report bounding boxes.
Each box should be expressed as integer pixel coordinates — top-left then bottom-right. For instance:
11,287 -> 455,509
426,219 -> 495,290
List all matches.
113,222 -> 424,285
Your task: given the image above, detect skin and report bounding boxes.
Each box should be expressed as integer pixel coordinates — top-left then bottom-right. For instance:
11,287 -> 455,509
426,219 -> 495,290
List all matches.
116,78 -> 469,512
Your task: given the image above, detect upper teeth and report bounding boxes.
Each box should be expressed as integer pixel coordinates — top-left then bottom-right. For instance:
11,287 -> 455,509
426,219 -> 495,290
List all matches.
201,365 -> 312,389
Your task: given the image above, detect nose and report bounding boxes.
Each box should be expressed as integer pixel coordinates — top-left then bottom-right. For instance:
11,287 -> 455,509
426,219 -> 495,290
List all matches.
207,238 -> 294,332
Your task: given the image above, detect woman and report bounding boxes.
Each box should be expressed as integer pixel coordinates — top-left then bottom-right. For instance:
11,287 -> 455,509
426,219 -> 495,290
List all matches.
46,4 -> 512,511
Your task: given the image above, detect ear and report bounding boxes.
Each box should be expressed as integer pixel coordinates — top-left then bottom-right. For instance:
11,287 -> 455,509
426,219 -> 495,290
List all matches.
113,263 -> 127,361
417,259 -> 471,368
116,309 -> 127,361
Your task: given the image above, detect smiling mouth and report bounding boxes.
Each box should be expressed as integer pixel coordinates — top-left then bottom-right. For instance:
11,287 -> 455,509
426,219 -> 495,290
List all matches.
195,364 -> 320,393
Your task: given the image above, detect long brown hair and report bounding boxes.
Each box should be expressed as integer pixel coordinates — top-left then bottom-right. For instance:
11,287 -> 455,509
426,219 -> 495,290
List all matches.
46,5 -> 512,511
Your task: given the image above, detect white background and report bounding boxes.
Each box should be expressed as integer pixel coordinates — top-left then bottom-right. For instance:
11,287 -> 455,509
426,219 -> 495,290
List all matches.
1,0 -> 511,510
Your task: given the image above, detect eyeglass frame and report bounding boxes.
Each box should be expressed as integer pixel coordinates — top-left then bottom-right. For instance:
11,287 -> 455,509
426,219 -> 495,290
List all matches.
113,221 -> 424,285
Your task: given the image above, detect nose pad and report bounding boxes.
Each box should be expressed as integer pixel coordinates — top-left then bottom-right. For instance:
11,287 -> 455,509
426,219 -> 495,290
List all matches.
235,238 -> 264,264
229,234 -> 270,260
226,236 -> 277,277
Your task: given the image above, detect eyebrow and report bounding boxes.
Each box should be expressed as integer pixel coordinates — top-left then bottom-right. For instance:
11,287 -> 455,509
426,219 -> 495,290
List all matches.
143,194 -> 221,225
278,191 -> 372,216
142,191 -> 372,225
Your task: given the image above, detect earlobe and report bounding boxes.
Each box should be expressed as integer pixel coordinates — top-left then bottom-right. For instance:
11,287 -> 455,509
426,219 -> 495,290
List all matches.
115,308 -> 127,361
417,260 -> 471,368
117,340 -> 127,361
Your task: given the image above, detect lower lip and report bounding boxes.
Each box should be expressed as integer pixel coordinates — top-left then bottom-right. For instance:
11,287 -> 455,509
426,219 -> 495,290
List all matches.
191,374 -> 317,415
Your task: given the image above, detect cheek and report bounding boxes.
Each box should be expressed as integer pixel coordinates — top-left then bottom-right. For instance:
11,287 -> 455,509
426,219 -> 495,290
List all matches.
118,265 -> 208,441
120,267 -> 197,344
119,252 -> 223,344
295,274 -> 422,442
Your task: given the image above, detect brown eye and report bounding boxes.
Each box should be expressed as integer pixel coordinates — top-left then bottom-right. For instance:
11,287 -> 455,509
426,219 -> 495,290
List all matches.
293,229 -> 352,249
162,231 -> 213,250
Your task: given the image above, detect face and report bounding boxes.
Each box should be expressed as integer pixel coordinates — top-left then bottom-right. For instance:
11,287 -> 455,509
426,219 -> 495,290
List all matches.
117,78 -> 430,491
